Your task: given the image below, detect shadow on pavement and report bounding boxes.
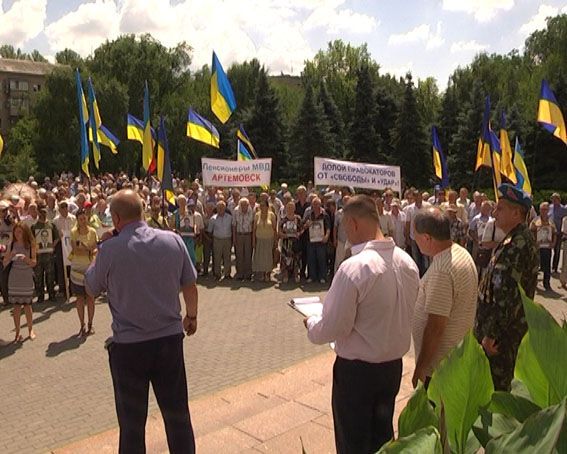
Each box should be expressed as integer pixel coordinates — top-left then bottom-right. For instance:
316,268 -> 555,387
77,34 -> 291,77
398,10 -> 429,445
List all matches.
0,337 -> 23,359
46,333 -> 86,357
535,287 -> 566,301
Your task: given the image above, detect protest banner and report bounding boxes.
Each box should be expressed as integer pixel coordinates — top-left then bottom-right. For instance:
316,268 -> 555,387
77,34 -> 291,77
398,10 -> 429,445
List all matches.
314,157 -> 401,193
202,157 -> 272,187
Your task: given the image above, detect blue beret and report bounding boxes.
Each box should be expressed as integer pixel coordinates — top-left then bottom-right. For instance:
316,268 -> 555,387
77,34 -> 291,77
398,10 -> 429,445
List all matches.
498,183 -> 532,209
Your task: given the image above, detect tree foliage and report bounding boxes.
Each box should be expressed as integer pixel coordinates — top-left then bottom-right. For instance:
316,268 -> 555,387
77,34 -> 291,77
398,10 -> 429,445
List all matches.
1,14 -> 567,189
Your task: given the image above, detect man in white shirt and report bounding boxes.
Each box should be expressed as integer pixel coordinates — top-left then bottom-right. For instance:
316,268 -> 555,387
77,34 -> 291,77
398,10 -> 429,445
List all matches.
305,195 -> 419,453
390,199 -> 407,249
53,201 -> 76,297
404,190 -> 431,276
411,208 -> 478,388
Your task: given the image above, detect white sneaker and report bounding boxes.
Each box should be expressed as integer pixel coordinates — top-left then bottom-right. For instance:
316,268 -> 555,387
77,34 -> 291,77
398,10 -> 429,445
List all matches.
306,278 -> 314,283
319,279 -> 326,284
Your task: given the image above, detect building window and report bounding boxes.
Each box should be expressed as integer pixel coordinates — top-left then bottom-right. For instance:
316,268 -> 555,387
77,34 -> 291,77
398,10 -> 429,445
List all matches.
18,81 -> 29,91
33,84 -> 41,92
9,80 -> 17,90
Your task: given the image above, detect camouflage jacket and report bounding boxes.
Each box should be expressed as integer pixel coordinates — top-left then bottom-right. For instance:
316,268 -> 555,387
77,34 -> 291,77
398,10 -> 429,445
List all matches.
475,222 -> 538,346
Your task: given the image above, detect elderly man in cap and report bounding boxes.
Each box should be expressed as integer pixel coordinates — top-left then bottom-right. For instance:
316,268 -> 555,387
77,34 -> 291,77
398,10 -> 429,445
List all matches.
548,192 -> 567,273
475,183 -> 539,391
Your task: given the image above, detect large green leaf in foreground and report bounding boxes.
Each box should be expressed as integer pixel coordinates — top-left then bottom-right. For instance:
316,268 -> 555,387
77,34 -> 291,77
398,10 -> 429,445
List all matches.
378,426 -> 442,453
398,384 -> 438,438
519,287 -> 567,405
428,332 -> 494,454
485,398 -> 566,453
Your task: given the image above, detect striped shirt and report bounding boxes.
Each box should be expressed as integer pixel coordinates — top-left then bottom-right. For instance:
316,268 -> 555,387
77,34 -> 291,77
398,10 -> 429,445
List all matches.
412,243 -> 478,376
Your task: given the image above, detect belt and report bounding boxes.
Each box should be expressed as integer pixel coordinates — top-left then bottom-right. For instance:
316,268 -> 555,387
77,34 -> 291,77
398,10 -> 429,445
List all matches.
237,232 -> 252,235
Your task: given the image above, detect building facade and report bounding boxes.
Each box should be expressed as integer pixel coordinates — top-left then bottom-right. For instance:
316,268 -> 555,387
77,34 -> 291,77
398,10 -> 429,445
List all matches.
0,58 -> 56,137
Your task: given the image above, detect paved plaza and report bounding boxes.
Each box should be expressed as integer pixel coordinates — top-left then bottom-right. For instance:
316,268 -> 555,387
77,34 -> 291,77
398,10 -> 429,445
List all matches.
0,274 -> 566,453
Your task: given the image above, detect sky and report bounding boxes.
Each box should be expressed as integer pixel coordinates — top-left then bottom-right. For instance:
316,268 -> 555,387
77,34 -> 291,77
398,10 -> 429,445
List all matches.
1,0 -> 566,88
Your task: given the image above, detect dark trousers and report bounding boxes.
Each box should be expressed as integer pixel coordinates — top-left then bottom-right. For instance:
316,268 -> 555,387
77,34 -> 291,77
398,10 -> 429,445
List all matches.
411,240 -> 429,277
0,261 -> 9,304
108,334 -> 195,454
552,239 -> 561,272
332,356 -> 402,454
307,242 -> 327,281
202,238 -> 213,274
540,248 -> 552,288
34,253 -> 55,300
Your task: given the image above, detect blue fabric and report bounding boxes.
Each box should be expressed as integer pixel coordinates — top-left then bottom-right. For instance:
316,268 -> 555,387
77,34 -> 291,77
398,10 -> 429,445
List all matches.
85,221 -> 197,343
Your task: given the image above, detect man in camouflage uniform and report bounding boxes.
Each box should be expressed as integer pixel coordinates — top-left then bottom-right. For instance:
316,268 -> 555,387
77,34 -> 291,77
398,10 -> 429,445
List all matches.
474,184 -> 538,391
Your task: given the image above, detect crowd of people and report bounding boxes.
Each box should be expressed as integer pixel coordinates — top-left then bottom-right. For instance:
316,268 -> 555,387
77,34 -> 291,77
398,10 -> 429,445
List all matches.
1,171 -> 566,452
0,172 -> 566,343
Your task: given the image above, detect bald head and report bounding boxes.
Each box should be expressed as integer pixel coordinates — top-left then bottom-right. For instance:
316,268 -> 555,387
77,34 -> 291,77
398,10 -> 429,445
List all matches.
110,189 -> 143,224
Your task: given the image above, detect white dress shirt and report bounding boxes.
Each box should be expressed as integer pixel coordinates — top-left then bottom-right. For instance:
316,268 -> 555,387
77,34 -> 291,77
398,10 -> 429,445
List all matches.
307,238 -> 420,363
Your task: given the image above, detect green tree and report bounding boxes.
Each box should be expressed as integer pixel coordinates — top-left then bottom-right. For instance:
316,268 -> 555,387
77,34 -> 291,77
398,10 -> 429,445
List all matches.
302,40 -> 379,121
416,77 -> 441,129
0,117 -> 38,182
447,80 -> 487,188
350,62 -> 381,163
318,79 -> 345,158
55,49 -> 83,68
291,84 -> 332,180
29,50 -> 47,62
374,85 -> 398,163
392,73 -> 429,187
246,69 -> 288,181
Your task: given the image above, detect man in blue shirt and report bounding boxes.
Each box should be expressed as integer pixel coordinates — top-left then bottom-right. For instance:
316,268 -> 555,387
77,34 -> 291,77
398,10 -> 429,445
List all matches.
86,189 -> 198,454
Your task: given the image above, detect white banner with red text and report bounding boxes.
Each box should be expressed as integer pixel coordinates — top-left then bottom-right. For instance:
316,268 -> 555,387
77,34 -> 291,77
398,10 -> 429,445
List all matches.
201,157 -> 272,187
314,157 -> 401,193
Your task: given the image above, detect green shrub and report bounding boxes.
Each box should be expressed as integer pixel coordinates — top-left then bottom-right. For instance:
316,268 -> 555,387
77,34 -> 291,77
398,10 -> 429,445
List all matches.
379,288 -> 567,453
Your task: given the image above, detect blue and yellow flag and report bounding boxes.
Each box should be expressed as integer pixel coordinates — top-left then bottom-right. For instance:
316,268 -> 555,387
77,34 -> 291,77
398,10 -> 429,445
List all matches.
87,78 -> 120,164
499,112 -> 516,184
475,96 -> 494,171
87,78 -> 102,168
142,81 -> 154,172
431,126 -> 449,188
237,125 -> 257,158
187,108 -> 220,148
537,79 -> 566,145
75,70 -> 90,177
211,51 -> 237,124
237,139 -> 254,161
127,114 -> 156,144
157,116 -> 176,206
513,137 -> 532,195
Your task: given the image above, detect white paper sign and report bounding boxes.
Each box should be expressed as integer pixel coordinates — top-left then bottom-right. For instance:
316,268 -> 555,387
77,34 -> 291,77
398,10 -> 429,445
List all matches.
314,157 -> 401,193
202,158 -> 272,187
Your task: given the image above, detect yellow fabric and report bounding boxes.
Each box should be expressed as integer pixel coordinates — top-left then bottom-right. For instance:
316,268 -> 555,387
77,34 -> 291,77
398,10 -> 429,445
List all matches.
254,211 -> 276,240
68,227 -> 98,285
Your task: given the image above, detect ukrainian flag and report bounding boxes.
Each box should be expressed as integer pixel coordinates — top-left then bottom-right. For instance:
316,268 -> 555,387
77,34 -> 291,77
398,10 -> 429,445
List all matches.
237,125 -> 257,158
157,116 -> 176,206
86,78 -> 102,168
237,139 -> 253,161
75,70 -> 90,177
142,81 -> 154,171
431,126 -> 449,188
513,137 -> 532,195
211,51 -> 237,124
537,79 -> 566,145
186,108 -> 220,148
98,125 -> 120,154
475,96 -> 494,171
499,112 -> 516,184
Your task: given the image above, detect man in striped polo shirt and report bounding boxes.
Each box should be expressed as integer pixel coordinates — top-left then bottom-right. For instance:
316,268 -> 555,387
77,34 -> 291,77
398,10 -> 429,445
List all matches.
411,207 -> 478,388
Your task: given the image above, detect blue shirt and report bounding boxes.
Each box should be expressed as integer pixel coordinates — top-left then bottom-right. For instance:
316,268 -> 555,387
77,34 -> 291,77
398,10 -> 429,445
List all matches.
85,221 -> 197,343
549,204 -> 567,231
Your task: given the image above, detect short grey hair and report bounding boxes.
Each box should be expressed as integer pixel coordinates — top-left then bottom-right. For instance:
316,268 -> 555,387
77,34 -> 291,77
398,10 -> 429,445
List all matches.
414,207 -> 451,241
